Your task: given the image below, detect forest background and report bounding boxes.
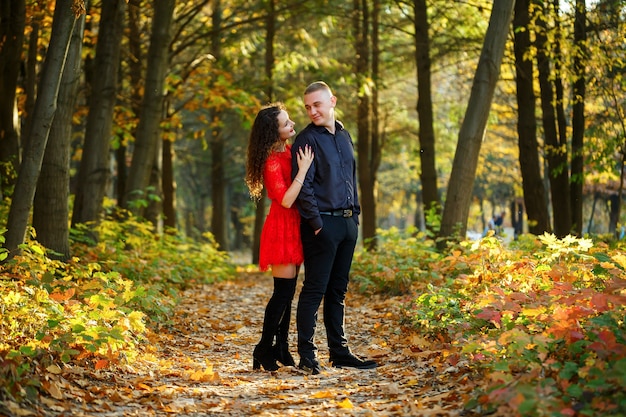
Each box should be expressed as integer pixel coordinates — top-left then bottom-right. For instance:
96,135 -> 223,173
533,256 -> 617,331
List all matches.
1,1 -> 626,415
0,0 -> 624,261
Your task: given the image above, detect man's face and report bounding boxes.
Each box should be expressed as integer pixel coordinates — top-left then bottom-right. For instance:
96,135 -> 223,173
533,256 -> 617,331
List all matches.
304,89 -> 336,128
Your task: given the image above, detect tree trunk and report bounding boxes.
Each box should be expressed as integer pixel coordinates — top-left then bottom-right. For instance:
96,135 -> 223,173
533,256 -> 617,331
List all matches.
206,0 -> 228,249
354,0 -> 377,250
117,1 -> 144,209
0,0 -> 25,193
4,0 -> 78,256
145,136 -> 163,230
439,0 -> 515,241
570,0 -> 586,235
513,0 -> 551,235
414,0 -> 439,227
534,0 -> 571,236
32,11 -> 85,260
369,0 -> 382,242
252,0 -> 275,264
72,0 -> 126,227
125,0 -> 175,216
23,21 -> 39,148
162,138 -> 176,229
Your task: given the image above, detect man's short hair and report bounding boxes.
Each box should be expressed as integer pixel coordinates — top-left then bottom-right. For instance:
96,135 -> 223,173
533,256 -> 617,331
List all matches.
304,81 -> 332,95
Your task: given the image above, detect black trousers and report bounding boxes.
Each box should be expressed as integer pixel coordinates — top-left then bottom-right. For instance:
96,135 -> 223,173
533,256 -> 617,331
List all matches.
296,215 -> 358,359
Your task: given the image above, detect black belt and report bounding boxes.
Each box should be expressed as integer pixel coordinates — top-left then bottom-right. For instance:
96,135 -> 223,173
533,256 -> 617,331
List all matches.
319,209 -> 353,218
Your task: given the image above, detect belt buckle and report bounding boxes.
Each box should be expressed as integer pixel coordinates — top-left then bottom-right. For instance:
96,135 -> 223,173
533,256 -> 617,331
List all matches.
342,209 -> 352,217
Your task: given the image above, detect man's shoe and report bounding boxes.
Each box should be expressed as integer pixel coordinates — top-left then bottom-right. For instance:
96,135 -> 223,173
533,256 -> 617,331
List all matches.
331,353 -> 378,370
298,357 -> 321,375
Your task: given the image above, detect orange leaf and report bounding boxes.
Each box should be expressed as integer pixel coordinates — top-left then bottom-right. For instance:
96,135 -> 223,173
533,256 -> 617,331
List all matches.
95,359 -> 109,370
49,288 -> 76,302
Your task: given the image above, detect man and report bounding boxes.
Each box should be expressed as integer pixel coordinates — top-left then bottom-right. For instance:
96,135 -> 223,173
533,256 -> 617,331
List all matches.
291,81 -> 378,374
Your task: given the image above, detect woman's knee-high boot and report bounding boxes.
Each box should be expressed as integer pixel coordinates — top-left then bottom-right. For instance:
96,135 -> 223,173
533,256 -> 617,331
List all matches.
273,278 -> 297,366
253,295 -> 282,371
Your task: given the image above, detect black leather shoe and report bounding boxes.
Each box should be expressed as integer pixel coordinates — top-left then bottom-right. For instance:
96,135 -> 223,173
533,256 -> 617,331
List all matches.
330,353 -> 377,369
298,357 -> 321,375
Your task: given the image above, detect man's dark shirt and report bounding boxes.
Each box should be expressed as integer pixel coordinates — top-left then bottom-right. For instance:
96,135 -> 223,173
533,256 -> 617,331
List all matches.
291,121 -> 360,230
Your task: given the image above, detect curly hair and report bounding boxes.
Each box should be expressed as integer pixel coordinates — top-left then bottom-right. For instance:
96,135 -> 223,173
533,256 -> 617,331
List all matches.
245,103 -> 285,201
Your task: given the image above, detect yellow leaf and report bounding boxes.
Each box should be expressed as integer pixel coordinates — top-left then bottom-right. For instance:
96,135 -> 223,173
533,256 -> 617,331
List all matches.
337,398 -> 353,409
521,306 -> 546,317
128,311 -> 146,333
312,390 -> 335,399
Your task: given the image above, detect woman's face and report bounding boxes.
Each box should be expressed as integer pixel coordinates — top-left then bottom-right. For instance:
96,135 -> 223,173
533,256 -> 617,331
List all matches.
277,110 -> 296,141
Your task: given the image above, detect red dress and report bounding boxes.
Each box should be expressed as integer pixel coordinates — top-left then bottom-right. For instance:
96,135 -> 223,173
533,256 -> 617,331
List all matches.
259,144 -> 304,271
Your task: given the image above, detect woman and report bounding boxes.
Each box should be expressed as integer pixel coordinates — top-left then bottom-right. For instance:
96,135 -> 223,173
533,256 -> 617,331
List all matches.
245,103 -> 314,371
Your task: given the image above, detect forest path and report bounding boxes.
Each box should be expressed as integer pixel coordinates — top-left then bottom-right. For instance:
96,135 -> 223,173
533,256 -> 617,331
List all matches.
35,272 -> 475,417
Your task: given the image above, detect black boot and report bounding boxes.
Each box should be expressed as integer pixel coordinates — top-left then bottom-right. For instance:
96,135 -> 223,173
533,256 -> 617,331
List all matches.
253,298 -> 282,371
273,277 -> 297,366
253,277 -> 296,371
274,300 -> 296,366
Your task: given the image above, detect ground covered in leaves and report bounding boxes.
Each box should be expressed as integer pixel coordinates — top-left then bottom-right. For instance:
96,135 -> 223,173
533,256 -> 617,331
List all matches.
9,272 -> 479,417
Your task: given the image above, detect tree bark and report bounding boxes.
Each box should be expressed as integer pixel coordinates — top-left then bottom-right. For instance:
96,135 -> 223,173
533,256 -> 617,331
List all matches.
23,21 -> 39,148
534,0 -> 571,236
116,1 -> 143,209
125,0 -> 175,216
369,0 -> 382,240
354,0 -> 378,250
209,0 -> 227,249
251,0 -> 276,263
33,11 -> 86,260
72,0 -> 126,227
0,0 -> 25,193
439,0 -> 515,240
163,138 -> 176,229
570,0 -> 586,235
414,0 -> 439,228
513,0 -> 551,235
4,0 -> 78,255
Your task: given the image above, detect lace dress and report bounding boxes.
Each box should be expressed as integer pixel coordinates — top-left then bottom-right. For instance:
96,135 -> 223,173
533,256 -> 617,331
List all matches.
259,145 -> 304,271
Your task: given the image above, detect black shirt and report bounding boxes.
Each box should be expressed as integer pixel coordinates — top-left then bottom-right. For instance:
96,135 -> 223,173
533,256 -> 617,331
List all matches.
291,121 -> 360,230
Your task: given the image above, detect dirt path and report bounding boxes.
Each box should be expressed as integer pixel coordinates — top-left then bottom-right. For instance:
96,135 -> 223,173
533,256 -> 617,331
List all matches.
33,273 -> 474,416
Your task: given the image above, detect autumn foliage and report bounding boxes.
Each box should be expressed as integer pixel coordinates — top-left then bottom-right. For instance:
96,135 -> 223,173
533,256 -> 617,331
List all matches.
2,214 -> 625,416
0,207 -> 234,404
352,229 -> 626,416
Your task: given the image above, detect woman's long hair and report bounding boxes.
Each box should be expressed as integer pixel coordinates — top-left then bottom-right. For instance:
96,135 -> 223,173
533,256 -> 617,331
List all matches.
245,103 -> 285,201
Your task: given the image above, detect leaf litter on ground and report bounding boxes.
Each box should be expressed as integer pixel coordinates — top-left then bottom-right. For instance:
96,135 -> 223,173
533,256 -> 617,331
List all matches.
9,272 -> 479,417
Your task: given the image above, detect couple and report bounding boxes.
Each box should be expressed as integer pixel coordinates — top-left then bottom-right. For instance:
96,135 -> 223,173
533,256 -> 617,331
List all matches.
245,81 -> 378,375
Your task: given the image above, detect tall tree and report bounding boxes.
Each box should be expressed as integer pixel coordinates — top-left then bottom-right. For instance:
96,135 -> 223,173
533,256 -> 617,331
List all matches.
208,0 -> 228,249
0,0 -> 26,194
439,0 -> 515,240
124,0 -> 176,216
513,0 -> 551,235
251,0 -> 277,263
116,0 -> 145,210
33,9 -> 86,259
354,0 -> 372,246
570,0 -> 586,234
4,0 -> 81,255
354,0 -> 381,250
72,0 -> 126,227
413,0 -> 439,228
534,0 -> 571,236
